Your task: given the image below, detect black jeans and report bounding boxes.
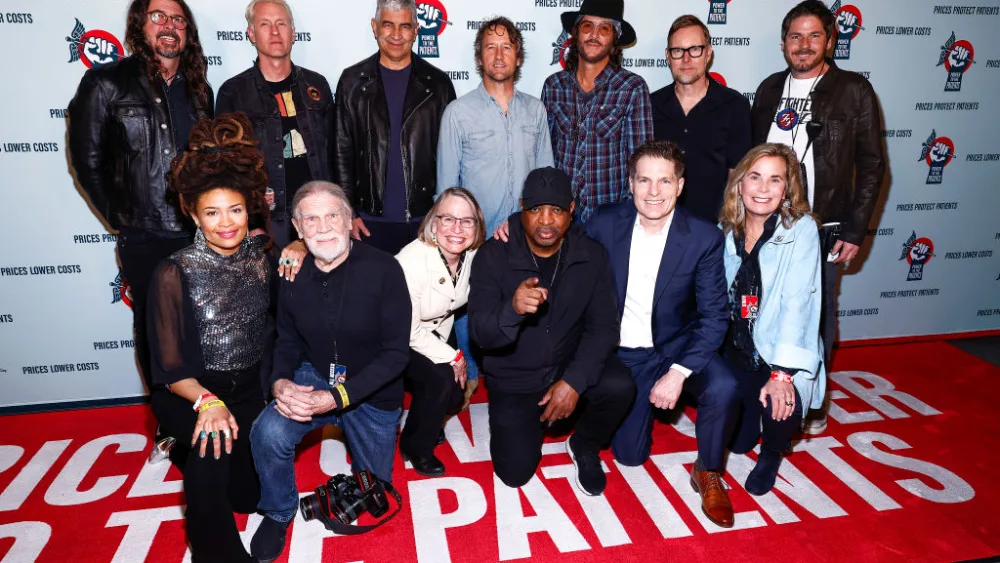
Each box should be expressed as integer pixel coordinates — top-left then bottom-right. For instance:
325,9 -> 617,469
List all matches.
117,228 -> 192,390
400,350 -> 464,457
151,366 -> 264,563
487,354 -> 636,488
727,361 -> 803,456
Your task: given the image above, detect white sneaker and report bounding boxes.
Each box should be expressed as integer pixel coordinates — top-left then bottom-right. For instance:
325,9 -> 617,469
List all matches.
803,413 -> 828,436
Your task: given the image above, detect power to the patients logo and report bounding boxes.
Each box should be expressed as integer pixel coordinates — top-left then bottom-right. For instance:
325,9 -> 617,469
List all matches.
899,231 -> 934,281
937,31 -> 975,92
550,30 -> 572,69
110,271 -> 132,309
917,129 -> 955,185
707,0 -> 732,25
831,1 -> 864,60
66,18 -> 124,68
416,0 -> 450,58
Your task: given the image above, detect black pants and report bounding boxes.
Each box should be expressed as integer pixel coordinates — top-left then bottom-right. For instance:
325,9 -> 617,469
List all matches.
727,361 -> 803,456
151,366 -> 264,563
819,225 -> 841,369
400,351 -> 464,457
488,354 -> 636,488
360,218 -> 421,255
117,228 -> 193,390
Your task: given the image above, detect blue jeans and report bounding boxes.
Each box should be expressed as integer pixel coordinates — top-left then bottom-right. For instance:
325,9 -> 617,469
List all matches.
250,363 -> 401,522
452,312 -> 479,381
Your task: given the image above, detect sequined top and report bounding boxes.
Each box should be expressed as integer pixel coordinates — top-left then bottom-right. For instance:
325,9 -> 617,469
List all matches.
148,230 -> 272,385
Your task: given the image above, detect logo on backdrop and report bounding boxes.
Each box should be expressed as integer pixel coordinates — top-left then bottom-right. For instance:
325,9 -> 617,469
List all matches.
900,231 -> 935,281
707,0 -> 733,25
65,19 -> 124,68
416,0 -> 450,58
110,271 -> 132,309
551,29 -> 572,69
831,1 -> 864,60
918,129 -> 955,184
937,31 -> 975,91
709,72 -> 727,86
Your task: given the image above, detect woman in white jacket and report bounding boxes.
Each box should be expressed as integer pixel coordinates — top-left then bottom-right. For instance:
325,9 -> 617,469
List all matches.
396,187 -> 486,477
719,143 -> 824,496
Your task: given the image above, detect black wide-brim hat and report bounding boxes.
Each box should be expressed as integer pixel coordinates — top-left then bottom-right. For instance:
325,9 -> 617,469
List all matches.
561,0 -> 637,47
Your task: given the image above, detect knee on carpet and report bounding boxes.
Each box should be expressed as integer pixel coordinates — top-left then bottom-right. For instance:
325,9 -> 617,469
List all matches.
494,464 -> 536,489
612,440 -> 651,467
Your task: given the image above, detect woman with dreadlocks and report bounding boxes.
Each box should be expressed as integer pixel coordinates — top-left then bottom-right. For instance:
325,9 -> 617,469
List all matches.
147,113 -> 271,562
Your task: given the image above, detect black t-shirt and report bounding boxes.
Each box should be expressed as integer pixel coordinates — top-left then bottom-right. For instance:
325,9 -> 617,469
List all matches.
267,76 -> 313,213
379,64 -> 411,222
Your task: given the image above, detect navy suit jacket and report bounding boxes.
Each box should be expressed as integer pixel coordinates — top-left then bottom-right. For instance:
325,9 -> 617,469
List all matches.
586,202 -> 729,374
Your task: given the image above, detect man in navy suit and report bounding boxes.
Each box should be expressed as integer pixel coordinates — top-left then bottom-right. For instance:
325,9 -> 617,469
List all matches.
586,140 -> 738,528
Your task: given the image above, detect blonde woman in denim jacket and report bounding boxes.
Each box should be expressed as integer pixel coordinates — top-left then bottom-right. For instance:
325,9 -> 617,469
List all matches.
719,143 -> 825,495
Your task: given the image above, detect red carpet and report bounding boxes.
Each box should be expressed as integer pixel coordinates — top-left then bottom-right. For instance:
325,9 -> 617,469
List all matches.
2,341 -> 1000,563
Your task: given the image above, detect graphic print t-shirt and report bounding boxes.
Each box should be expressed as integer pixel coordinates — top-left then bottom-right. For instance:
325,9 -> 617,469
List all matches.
268,77 -> 313,212
765,74 -> 824,206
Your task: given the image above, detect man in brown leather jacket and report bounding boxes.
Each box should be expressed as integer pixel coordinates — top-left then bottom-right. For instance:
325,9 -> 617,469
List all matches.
68,0 -> 213,390
334,0 -> 456,255
750,0 -> 885,434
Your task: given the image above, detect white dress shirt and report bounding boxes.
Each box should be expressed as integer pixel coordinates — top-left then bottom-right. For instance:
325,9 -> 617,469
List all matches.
620,212 -> 692,377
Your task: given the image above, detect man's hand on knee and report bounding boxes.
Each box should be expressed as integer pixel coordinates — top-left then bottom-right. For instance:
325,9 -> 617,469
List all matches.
539,380 -> 579,422
650,369 -> 686,410
272,379 -> 318,422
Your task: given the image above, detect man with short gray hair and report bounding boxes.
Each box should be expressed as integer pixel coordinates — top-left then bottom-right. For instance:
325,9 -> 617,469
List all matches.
249,180 -> 411,562
217,0 -> 335,259
335,0 -> 456,255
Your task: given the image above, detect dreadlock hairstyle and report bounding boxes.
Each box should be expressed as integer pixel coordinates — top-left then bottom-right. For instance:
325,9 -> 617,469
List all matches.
124,0 -> 211,110
168,113 -> 269,219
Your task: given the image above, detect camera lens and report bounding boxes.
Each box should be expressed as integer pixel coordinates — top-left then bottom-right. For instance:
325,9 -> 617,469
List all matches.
299,495 -> 319,522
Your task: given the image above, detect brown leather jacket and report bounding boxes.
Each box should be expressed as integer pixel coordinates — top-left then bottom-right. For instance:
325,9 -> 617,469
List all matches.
750,60 -> 885,246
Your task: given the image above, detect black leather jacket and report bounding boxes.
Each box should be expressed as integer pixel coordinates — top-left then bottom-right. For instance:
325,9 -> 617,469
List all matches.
751,60 -> 885,246
216,62 -> 334,218
334,53 -> 456,219
68,56 -> 213,231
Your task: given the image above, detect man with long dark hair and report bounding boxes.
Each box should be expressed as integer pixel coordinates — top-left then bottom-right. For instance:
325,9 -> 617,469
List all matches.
68,0 -> 213,392
541,0 -> 652,222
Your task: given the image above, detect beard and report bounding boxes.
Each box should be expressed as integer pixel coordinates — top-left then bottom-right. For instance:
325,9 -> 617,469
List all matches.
787,48 -> 823,72
154,32 -> 182,59
577,38 -> 613,64
307,235 -> 350,264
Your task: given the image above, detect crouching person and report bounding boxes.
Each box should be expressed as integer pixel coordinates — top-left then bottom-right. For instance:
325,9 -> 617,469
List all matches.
249,181 -> 411,563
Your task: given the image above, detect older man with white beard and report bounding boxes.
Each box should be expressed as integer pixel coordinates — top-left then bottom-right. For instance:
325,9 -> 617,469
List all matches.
248,181 -> 411,563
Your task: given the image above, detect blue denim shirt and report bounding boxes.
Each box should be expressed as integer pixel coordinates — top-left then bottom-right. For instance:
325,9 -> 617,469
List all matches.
722,216 -> 827,411
437,83 -> 554,234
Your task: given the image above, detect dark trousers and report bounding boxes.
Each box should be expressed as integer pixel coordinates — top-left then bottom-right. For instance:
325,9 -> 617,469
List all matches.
612,348 -> 738,471
727,360 -> 803,456
360,218 -> 421,255
117,228 -> 192,390
488,354 -> 636,488
400,350 -> 464,457
151,366 -> 264,563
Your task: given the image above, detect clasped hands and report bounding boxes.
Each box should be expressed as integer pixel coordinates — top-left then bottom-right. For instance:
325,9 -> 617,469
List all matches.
272,378 -> 337,422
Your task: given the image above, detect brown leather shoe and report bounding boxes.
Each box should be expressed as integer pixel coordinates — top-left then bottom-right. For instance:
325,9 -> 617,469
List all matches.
461,378 -> 480,411
690,458 -> 735,528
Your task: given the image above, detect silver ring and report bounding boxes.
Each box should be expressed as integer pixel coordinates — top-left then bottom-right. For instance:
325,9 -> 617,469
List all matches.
785,401 -> 794,407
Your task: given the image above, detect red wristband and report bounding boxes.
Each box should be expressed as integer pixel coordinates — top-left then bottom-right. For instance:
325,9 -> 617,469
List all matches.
450,349 -> 464,366
770,370 -> 794,384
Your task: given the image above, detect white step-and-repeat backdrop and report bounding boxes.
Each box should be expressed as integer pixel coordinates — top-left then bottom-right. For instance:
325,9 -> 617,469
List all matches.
1,0 -> 998,410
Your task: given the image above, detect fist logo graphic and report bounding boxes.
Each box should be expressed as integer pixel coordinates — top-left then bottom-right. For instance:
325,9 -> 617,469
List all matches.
84,36 -> 118,66
909,242 -> 931,264
837,11 -> 857,34
929,141 -> 951,164
949,45 -> 970,70
418,5 -> 440,29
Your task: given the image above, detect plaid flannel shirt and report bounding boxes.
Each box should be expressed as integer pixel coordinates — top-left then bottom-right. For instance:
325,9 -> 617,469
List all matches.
541,65 -> 653,222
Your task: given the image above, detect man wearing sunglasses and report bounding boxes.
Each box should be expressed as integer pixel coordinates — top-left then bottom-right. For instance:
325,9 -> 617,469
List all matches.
650,15 -> 751,223
541,0 -> 653,223
69,0 -> 213,393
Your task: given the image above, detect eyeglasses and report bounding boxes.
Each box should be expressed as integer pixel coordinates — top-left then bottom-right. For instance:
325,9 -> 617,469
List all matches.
667,45 -> 707,59
148,10 -> 188,29
437,215 -> 477,229
579,20 -> 615,37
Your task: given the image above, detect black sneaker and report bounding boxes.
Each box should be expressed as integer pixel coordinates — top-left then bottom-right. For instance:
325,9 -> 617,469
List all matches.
250,516 -> 291,563
566,434 -> 606,496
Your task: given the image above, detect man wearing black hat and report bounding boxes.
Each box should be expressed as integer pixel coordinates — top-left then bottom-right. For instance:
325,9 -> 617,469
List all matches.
468,167 -> 635,496
541,0 -> 653,222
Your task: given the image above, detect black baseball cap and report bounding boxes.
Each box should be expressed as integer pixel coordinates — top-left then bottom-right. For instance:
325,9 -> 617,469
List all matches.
521,167 -> 573,211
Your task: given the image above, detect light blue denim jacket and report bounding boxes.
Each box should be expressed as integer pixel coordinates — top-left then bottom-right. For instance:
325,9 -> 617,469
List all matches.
722,216 -> 827,410
436,83 -> 554,234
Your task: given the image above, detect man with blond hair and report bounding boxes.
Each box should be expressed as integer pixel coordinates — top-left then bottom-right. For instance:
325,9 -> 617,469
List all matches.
217,0 -> 335,256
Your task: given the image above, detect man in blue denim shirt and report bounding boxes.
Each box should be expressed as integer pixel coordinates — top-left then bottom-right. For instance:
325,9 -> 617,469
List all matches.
437,17 -> 554,236
437,17 -> 554,399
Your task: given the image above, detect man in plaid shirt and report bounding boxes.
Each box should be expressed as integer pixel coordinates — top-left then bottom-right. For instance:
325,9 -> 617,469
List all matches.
542,0 -> 653,222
